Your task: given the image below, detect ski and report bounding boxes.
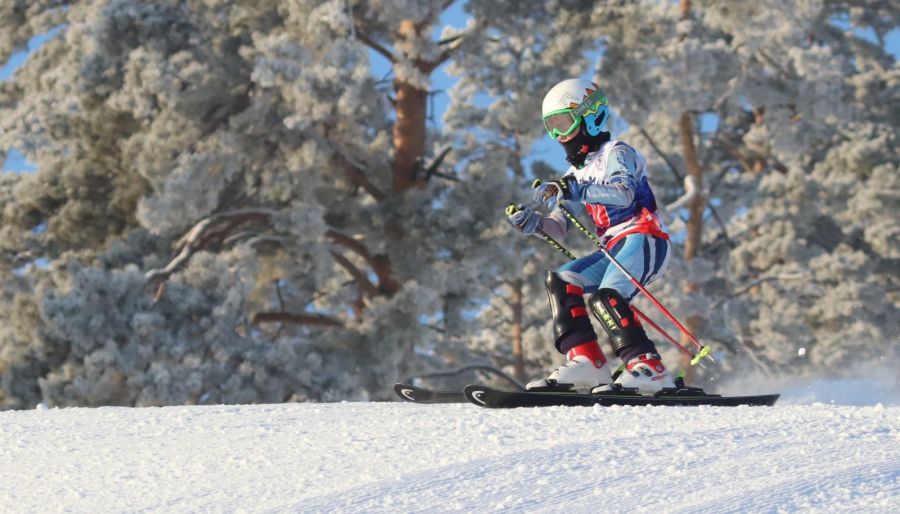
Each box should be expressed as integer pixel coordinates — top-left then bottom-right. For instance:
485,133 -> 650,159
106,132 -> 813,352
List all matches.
463,384 -> 780,409
393,383 -> 467,404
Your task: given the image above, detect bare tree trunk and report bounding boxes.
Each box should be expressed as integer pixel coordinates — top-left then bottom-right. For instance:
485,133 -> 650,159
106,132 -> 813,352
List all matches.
679,111 -> 705,380
752,107 -> 766,174
674,0 -> 705,379
680,112 -> 704,261
392,79 -> 427,193
510,279 -> 526,382
678,0 -> 692,41
391,19 -> 429,194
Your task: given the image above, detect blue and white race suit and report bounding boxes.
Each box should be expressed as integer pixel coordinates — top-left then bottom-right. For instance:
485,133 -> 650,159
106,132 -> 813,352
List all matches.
539,140 -> 670,299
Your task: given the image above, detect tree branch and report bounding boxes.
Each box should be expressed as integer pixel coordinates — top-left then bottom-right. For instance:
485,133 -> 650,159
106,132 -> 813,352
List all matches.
437,34 -> 463,46
326,229 -> 375,267
638,126 -> 685,181
422,17 -> 481,73
638,126 -> 732,247
146,208 -> 276,286
431,170 -> 461,182
329,250 -> 379,298
423,146 -> 452,182
355,29 -> 394,62
408,364 -> 525,390
711,272 -> 811,308
756,49 -> 797,80
252,311 -> 343,327
326,230 -> 399,295
414,0 -> 456,33
717,137 -> 757,174
325,137 -> 387,201
664,174 -> 700,214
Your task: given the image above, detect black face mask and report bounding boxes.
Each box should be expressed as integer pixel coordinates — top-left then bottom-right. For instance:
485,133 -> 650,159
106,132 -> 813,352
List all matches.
560,127 -> 611,168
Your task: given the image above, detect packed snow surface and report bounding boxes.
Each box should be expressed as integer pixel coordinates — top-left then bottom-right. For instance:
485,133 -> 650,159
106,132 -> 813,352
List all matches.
1,383 -> 898,513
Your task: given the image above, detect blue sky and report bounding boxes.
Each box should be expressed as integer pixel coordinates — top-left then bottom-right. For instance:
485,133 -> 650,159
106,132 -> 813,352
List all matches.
0,27 -> 62,173
2,12 -> 898,173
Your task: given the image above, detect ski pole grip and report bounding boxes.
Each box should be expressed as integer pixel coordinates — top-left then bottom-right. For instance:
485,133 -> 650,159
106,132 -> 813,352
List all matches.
505,203 -> 523,216
532,178 -> 562,202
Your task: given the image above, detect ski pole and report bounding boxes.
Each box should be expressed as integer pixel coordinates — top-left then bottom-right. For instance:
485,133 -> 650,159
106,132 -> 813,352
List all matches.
505,204 -> 578,261
532,179 -> 715,366
507,202 -> 698,362
631,306 -> 696,360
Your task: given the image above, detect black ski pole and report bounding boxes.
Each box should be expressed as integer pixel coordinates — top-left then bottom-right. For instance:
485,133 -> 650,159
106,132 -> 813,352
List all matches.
505,203 -> 578,261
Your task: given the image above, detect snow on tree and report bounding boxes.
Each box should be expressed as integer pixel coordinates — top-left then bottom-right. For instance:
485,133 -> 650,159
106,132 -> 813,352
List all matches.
591,0 -> 899,380
0,1 -> 896,409
0,0 -> 616,407
1,0 -> 441,406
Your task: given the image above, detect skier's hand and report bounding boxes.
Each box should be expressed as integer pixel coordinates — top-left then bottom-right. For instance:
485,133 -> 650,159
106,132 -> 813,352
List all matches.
506,204 -> 543,236
531,178 -> 573,210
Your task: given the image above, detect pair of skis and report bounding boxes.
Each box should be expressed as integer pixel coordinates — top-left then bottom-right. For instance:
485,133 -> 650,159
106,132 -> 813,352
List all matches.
394,382 -> 780,408
400,184 -> 782,409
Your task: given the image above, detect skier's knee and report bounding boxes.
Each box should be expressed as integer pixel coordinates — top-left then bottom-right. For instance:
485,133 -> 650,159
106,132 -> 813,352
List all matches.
545,271 -> 597,353
555,270 -> 587,289
588,288 -> 653,357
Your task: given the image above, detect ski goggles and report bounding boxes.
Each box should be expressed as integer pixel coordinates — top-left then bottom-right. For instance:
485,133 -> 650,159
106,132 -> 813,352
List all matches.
542,88 -> 607,138
542,110 -> 582,138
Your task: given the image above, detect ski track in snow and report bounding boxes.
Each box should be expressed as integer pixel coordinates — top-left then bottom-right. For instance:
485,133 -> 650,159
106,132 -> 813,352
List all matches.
0,399 -> 898,513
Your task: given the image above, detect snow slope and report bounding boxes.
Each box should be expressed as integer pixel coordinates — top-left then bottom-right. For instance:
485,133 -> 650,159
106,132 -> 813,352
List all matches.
1,386 -> 898,513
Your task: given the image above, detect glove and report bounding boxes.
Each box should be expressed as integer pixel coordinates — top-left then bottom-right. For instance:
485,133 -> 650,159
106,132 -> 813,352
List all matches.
506,204 -> 543,236
531,177 -> 575,210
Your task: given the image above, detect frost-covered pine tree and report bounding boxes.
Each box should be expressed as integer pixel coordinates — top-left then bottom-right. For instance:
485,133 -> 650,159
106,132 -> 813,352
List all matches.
592,0 -> 899,381
0,0 -> 630,408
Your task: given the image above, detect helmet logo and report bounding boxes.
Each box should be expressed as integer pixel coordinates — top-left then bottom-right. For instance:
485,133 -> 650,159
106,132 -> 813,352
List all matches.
570,87 -> 606,119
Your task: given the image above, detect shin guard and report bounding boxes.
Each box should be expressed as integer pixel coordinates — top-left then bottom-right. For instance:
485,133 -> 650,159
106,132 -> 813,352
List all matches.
588,288 -> 656,361
545,271 -> 598,354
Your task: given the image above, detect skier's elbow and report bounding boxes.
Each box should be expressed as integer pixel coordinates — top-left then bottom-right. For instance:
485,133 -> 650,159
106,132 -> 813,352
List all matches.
617,187 -> 635,207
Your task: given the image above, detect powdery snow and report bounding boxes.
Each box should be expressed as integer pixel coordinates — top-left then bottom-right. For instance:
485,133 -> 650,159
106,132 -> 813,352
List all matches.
1,390 -> 898,513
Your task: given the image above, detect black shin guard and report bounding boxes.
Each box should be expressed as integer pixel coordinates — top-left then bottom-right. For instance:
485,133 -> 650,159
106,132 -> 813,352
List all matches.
545,272 -> 597,354
588,288 -> 656,362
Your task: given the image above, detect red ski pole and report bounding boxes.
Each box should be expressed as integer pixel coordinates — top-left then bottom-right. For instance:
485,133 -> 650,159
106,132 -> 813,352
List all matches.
510,197 -> 710,365
631,306 -> 693,357
530,180 -> 714,365
556,202 -> 714,365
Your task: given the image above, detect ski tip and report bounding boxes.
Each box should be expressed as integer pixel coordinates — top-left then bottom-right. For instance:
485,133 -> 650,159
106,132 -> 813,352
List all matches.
393,383 -> 419,402
393,383 -> 469,404
463,385 -> 490,407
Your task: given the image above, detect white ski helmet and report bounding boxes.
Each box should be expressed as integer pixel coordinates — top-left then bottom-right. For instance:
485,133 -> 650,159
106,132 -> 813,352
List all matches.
541,78 -> 609,138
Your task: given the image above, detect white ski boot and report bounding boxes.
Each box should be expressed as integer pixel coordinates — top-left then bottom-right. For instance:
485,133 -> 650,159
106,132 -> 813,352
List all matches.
592,353 -> 675,395
527,341 -> 609,393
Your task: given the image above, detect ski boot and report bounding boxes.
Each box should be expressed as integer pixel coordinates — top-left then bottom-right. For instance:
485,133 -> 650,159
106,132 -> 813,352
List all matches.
592,353 -> 674,395
527,340 -> 609,393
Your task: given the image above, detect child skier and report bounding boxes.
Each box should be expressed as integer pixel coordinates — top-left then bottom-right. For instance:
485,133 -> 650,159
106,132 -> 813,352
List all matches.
508,78 -> 675,394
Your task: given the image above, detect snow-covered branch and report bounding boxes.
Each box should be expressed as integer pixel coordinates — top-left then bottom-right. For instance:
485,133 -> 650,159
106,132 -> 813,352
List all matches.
326,229 -> 399,296
146,208 -> 277,286
638,126 -> 730,244
326,139 -> 387,201
711,272 -> 811,308
329,249 -> 379,298
664,174 -> 702,214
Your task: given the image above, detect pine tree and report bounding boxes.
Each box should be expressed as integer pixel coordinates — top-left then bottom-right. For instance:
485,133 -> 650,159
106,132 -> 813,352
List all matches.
593,0 -> 899,380
0,0 -> 614,407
